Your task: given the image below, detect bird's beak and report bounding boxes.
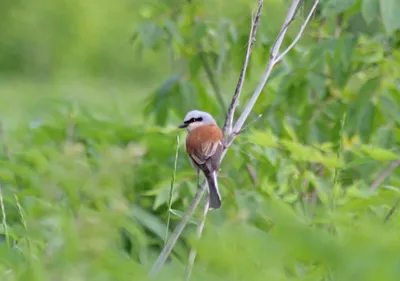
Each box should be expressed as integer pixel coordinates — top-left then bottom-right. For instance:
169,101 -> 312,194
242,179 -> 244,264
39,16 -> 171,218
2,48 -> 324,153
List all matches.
178,122 -> 188,129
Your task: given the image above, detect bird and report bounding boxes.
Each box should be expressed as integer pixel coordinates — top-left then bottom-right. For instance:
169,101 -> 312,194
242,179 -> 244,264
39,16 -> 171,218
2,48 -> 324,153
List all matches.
178,110 -> 224,209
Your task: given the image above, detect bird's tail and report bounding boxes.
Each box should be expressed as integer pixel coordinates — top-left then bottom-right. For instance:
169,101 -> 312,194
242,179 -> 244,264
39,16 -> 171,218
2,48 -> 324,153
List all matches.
205,170 -> 221,209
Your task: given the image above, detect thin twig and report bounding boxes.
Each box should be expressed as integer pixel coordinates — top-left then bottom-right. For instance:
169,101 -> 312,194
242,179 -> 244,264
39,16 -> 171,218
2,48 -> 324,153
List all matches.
1,122 -> 31,252
384,197 -> 400,223
231,113 -> 263,137
370,160 -> 400,190
371,160 -> 400,223
274,0 -> 320,63
165,136 -> 180,245
149,182 -> 207,276
246,164 -> 258,186
369,160 -> 400,222
0,122 -> 12,247
230,0 -> 309,143
223,0 -> 263,136
198,50 -> 227,113
0,183 -> 9,247
15,194 -> 31,254
185,196 -> 210,280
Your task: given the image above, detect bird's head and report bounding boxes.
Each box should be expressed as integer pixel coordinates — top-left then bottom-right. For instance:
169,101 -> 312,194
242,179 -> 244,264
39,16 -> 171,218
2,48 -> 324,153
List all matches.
178,110 -> 217,131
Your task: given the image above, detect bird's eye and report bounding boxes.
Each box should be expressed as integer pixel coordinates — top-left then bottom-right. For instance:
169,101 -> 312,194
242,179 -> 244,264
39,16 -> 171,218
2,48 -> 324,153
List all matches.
184,117 -> 202,124
184,118 -> 193,124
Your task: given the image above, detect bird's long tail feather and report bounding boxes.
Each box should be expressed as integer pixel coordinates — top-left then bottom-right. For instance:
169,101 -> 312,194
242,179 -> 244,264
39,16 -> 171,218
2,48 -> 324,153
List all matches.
205,170 -> 221,209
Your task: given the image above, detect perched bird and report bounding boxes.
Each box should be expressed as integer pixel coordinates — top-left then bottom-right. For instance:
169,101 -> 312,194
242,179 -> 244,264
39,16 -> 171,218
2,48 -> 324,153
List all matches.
179,110 -> 224,209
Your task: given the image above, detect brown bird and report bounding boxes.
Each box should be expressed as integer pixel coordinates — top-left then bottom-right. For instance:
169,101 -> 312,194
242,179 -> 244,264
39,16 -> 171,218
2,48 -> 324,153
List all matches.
179,110 -> 224,209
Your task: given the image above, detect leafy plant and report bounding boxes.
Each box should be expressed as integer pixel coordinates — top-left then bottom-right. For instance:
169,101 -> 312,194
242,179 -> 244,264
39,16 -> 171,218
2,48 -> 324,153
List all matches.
0,0 -> 399,280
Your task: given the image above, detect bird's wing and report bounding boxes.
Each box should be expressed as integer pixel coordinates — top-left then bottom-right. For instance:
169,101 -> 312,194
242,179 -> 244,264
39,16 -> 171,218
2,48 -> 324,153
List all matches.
186,125 -> 223,169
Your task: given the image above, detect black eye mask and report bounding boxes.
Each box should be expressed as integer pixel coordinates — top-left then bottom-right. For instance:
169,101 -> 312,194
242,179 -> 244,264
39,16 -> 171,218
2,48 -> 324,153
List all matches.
184,117 -> 203,125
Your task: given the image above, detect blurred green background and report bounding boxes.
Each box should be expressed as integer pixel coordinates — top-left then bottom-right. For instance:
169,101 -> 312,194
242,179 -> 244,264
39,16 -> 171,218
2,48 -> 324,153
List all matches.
1,0 -> 400,280
0,0 -> 167,125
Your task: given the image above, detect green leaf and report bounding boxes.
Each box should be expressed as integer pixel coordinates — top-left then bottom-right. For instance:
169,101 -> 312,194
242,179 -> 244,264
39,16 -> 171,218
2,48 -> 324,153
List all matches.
282,193 -> 299,204
265,147 -> 280,166
248,130 -> 279,148
179,79 -> 197,114
348,77 -> 380,141
169,209 -> 198,225
356,81 -> 378,103
358,78 -> 379,103
137,22 -> 167,49
307,72 -> 326,97
371,126 -> 393,148
357,102 -> 375,142
191,22 -> 207,45
144,74 -> 181,126
362,0 -> 379,24
152,182 -> 180,210
339,35 -> 357,70
283,120 -> 298,141
304,172 -> 330,204
361,145 -> 399,161
380,0 -> 400,33
344,157 -> 376,169
0,167 -> 15,182
188,55 -> 202,77
281,140 -> 344,168
322,0 -> 356,16
131,205 -> 169,240
382,185 -> 400,193
163,19 -> 183,45
193,79 -> 219,113
329,55 -> 347,89
379,92 -> 400,124
227,21 -> 238,43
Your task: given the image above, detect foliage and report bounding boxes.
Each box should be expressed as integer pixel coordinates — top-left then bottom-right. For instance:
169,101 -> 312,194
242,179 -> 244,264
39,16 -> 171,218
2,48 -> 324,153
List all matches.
0,0 -> 400,280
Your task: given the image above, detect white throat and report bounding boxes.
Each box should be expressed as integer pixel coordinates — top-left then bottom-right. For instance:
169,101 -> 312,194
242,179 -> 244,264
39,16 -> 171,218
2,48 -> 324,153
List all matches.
187,121 -> 206,132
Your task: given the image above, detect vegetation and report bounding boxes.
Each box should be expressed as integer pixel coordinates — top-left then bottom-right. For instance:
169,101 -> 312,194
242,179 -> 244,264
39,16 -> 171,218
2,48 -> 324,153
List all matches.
1,0 -> 400,280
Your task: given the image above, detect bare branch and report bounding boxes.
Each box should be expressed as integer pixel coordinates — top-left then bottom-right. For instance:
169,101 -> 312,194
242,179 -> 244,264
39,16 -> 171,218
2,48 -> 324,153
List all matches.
165,136 -> 180,246
370,160 -> 400,190
246,164 -> 259,186
275,0 -> 320,63
185,196 -> 209,280
0,183 -> 9,247
384,197 -> 400,223
370,160 -> 400,222
223,0 -> 263,137
149,182 -> 207,277
231,0 -> 307,140
232,113 -> 263,136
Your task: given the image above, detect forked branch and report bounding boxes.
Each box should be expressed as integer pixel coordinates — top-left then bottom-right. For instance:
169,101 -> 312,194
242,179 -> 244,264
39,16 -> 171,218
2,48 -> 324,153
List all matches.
230,0 -> 320,142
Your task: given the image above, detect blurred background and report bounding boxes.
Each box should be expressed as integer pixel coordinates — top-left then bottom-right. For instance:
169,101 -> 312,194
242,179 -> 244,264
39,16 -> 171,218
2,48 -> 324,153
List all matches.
1,0 -> 400,280
0,0 -> 168,124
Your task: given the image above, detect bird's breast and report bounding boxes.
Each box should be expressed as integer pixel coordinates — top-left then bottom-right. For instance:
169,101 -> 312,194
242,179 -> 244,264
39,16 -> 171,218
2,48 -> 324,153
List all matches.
186,124 -> 223,154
